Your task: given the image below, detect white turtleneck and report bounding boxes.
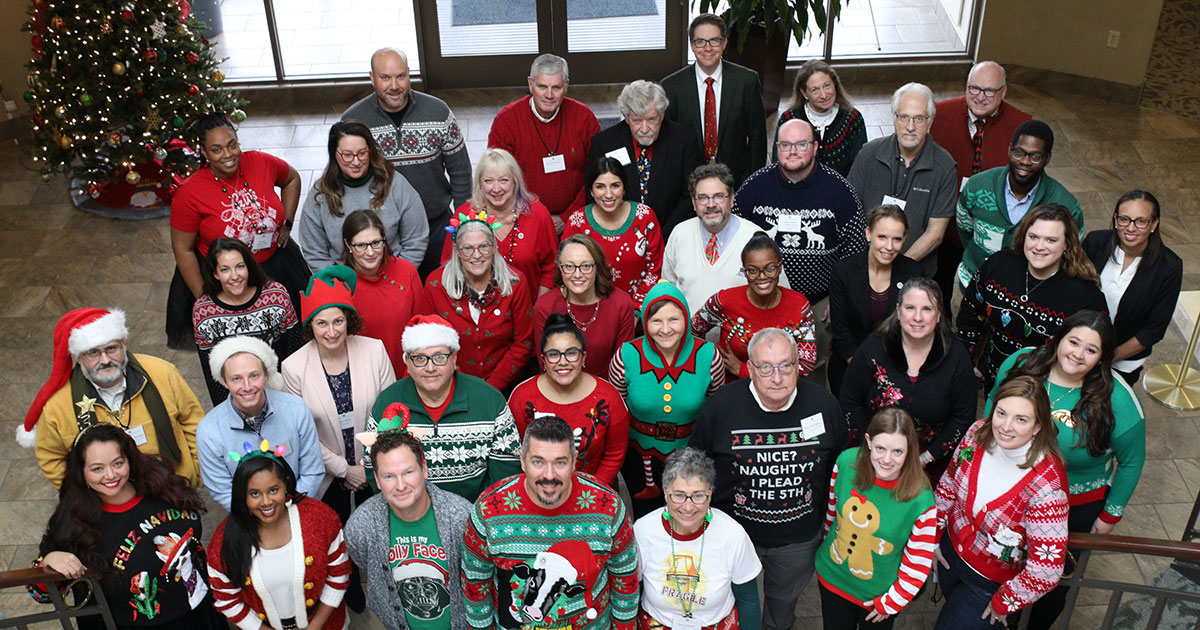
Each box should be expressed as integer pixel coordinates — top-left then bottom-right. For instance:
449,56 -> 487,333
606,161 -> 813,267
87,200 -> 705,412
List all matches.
972,439 -> 1037,515
804,103 -> 839,138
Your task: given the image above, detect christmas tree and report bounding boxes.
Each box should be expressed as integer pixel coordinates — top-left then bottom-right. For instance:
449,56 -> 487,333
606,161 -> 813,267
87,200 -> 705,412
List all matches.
22,0 -> 245,206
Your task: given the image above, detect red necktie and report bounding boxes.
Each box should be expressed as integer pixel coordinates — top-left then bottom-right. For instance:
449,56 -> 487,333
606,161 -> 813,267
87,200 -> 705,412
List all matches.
705,233 -> 719,264
970,117 -> 987,174
703,77 -> 718,162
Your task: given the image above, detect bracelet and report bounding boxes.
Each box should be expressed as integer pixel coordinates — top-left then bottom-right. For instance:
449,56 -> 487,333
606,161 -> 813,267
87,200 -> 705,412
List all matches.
284,219 -> 295,228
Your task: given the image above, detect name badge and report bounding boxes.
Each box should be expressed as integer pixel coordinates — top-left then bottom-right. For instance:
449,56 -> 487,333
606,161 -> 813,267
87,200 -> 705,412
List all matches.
338,411 -> 354,431
605,147 -> 632,166
881,195 -> 908,210
960,176 -> 970,193
126,425 -> 148,446
800,412 -> 825,440
252,231 -> 274,251
674,616 -> 702,630
543,154 -> 566,174
775,214 -> 803,232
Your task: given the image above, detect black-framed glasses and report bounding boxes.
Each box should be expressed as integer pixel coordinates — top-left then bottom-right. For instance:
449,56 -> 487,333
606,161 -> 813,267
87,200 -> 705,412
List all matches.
407,352 -> 451,367
776,140 -> 815,154
666,491 -> 712,504
895,114 -> 931,126
967,84 -> 1003,98
349,239 -> 386,253
558,262 -> 595,275
1009,146 -> 1046,164
1115,215 -> 1153,229
543,348 -> 583,364
80,342 -> 124,361
749,361 -> 797,377
740,263 -> 782,279
691,37 -> 725,48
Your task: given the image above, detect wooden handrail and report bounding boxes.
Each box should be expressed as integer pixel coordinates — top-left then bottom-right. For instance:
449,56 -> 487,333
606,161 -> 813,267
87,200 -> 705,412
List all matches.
0,566 -> 101,590
1068,532 -> 1200,561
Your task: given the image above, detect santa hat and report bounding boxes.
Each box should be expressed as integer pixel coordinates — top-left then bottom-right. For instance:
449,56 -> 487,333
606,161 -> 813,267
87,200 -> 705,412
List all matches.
300,265 -> 357,327
208,336 -> 285,392
534,540 -> 601,620
18,308 -> 128,447
392,559 -> 449,584
401,314 -> 460,353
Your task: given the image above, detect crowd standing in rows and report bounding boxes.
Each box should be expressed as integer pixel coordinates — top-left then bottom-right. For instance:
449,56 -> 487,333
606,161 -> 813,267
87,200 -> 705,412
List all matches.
18,12 -> 1183,630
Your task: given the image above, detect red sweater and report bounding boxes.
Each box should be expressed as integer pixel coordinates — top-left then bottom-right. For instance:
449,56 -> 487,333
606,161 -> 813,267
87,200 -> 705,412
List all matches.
532,289 -> 637,378
488,96 -> 600,216
355,256 -> 423,378
508,375 -> 630,486
441,200 -> 559,304
690,286 -> 817,379
561,203 -> 664,310
209,499 -> 351,630
422,266 -> 535,391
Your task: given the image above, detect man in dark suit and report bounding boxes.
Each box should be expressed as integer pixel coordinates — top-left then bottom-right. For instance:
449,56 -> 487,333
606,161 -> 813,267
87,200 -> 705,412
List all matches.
588,80 -> 704,238
661,13 -> 767,188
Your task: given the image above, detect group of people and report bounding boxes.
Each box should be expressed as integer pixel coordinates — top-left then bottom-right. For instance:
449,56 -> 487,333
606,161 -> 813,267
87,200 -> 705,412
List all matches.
16,11 -> 1184,630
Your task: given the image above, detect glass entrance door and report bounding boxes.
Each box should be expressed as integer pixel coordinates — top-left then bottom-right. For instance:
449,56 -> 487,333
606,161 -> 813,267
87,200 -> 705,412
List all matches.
418,0 -> 685,88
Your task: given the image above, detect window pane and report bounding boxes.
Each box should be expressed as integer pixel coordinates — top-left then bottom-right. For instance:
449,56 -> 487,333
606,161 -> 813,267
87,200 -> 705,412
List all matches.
830,0 -> 972,57
204,0 -> 275,80
274,0 -> 422,77
436,0 -> 539,57
567,0 -> 666,53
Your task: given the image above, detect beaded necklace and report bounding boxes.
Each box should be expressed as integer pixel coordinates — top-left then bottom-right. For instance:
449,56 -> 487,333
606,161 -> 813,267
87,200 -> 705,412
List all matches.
213,167 -> 270,233
668,517 -> 708,619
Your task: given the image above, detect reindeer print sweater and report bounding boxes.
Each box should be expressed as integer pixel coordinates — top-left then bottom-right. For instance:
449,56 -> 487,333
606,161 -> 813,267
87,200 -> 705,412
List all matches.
562,202 -> 663,311
732,162 -> 865,302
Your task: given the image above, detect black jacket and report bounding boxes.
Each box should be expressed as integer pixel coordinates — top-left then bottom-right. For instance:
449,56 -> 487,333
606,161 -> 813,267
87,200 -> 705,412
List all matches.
1083,230 -> 1183,361
829,250 -> 924,363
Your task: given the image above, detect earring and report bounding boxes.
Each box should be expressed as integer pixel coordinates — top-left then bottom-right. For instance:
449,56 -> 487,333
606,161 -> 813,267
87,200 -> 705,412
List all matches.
662,509 -> 671,521
705,511 -> 713,523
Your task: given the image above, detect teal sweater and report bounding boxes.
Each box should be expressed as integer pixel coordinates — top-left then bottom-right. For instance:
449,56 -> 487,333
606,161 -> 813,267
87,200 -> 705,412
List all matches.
986,348 -> 1146,523
955,166 -> 1083,288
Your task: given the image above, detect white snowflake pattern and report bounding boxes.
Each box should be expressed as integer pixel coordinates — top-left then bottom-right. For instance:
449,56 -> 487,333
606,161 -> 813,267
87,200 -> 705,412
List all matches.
1000,592 -> 1020,611
782,233 -> 802,248
554,526 -> 566,536
503,525 -> 515,535
537,525 -> 550,536
520,525 -> 531,535
1032,543 -> 1062,562
426,446 -> 447,463
571,524 -> 584,534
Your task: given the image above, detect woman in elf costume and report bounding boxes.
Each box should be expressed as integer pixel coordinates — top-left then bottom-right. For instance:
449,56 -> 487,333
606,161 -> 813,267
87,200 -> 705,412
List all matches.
31,423 -> 224,630
815,408 -> 935,629
609,281 -> 724,517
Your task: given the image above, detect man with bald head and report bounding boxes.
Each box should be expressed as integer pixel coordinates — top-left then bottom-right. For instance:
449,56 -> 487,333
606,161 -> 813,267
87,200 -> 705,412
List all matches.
343,48 -> 472,278
733,119 -> 864,369
930,61 -> 1031,298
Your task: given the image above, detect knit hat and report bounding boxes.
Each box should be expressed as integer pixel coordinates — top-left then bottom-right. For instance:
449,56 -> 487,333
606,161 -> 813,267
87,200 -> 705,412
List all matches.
300,265 -> 357,327
531,541 -> 600,620
401,314 -> 460,353
642,280 -> 691,321
19,308 -> 129,447
208,336 -> 284,392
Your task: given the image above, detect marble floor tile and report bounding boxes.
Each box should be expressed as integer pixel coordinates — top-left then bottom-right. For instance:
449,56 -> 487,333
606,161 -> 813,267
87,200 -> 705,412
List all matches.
1129,459 -> 1194,504
38,283 -> 154,319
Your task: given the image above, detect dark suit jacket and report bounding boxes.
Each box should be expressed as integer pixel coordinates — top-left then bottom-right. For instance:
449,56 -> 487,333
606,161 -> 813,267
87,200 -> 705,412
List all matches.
1083,230 -> 1183,361
588,118 -> 704,237
661,60 -> 767,187
829,250 -> 924,363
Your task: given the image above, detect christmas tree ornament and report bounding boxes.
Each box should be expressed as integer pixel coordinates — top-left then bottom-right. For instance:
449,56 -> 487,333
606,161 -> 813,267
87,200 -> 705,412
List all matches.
172,116 -> 184,128
59,136 -> 72,150
154,146 -> 168,160
213,70 -> 225,83
185,52 -> 199,65
121,9 -> 133,21
100,19 -> 112,34
88,184 -> 102,198
144,49 -> 158,62
146,109 -> 162,128
232,109 -> 247,123
187,84 -> 200,97
80,93 -> 93,106
31,36 -> 43,52
177,24 -> 190,36
51,16 -> 64,29
107,131 -> 123,146
43,173 -> 52,182
23,91 -> 34,103
149,20 -> 166,38
27,73 -> 40,89
54,105 -> 66,118
125,170 -> 142,185
112,62 -> 127,76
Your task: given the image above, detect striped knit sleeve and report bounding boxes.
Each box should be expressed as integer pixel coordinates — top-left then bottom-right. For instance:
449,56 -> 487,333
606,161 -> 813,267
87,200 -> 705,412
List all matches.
935,424 -> 976,539
608,349 -> 628,399
607,497 -> 641,629
319,528 -> 351,607
706,346 -> 726,395
460,500 -> 499,630
208,564 -> 263,630
822,463 -> 840,536
690,292 -> 725,338
872,505 -> 937,615
990,468 -> 1070,616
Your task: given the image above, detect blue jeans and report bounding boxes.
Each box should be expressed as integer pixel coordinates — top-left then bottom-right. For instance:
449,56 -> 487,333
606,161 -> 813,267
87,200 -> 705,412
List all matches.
933,538 -> 1005,630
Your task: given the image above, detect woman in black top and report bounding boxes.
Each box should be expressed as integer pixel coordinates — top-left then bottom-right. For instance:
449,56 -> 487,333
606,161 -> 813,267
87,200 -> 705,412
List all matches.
1082,190 -> 1183,385
828,204 -> 922,395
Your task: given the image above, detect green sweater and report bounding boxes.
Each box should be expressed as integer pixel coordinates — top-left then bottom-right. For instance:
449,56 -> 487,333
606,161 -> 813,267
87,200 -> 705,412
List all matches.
986,348 -> 1146,523
955,166 -> 1083,288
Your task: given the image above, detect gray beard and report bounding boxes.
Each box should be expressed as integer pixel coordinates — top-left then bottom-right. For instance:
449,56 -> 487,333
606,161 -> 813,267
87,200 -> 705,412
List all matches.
83,358 -> 127,389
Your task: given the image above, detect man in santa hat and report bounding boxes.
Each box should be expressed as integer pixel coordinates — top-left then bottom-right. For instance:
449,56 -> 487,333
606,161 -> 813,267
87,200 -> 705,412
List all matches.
20,308 -> 205,488
461,416 -> 639,630
364,314 -> 521,502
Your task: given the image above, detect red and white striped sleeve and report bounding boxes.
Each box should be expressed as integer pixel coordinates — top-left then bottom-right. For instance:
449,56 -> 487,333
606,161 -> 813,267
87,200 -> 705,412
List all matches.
207,564 -> 263,630
319,528 -> 351,607
608,350 -> 628,398
823,462 -> 840,536
706,345 -> 726,394
872,504 -> 937,615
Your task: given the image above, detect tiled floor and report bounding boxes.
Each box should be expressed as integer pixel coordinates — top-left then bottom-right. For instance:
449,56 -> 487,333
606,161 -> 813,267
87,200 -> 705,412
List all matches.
3,78 -> 1200,628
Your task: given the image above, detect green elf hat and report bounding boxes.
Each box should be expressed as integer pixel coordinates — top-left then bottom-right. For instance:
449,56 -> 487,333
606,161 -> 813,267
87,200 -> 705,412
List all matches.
356,402 -> 428,447
300,264 -> 358,327
445,209 -> 501,242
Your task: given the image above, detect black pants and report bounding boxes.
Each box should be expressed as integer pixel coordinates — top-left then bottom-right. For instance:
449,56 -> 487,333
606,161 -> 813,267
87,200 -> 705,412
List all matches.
1023,498 -> 1106,630
1114,365 -> 1142,387
417,214 -> 450,281
818,581 -> 896,630
620,444 -> 667,519
934,240 -> 963,318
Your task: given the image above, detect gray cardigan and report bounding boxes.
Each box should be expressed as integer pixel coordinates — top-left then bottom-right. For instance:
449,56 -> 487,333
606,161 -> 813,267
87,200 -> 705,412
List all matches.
298,174 -> 429,271
344,483 -> 471,630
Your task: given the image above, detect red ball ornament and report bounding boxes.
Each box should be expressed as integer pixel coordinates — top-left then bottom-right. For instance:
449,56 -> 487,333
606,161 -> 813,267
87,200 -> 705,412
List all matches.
31,36 -> 43,52
145,49 -> 158,62
187,84 -> 199,97
121,9 -> 133,21
557,607 -> 566,617
137,91 -> 145,100
185,52 -> 199,65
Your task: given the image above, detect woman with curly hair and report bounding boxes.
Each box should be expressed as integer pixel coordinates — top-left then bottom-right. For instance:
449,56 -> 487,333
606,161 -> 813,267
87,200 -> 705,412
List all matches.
32,424 -> 223,630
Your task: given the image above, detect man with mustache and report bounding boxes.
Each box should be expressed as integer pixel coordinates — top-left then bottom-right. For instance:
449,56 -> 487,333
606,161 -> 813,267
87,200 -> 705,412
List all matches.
462,416 -> 639,630
21,308 -> 205,488
588,80 -> 704,238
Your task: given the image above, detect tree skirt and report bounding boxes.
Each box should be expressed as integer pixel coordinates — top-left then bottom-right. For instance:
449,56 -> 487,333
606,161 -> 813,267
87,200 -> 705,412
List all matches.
70,177 -> 173,220
453,0 -> 657,26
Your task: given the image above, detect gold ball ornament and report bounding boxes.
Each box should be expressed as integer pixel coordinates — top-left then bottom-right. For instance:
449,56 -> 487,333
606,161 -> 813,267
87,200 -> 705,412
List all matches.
54,105 -> 66,118
112,62 -> 127,76
59,136 -> 72,150
125,170 -> 142,185
213,70 -> 226,84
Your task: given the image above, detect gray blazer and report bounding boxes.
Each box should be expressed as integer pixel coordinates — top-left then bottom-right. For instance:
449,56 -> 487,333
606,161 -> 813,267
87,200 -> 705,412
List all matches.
344,483 -> 472,629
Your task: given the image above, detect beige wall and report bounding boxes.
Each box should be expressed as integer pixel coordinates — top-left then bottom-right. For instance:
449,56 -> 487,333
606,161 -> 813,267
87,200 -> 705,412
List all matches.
1,2 -> 30,116
977,0 -> 1164,87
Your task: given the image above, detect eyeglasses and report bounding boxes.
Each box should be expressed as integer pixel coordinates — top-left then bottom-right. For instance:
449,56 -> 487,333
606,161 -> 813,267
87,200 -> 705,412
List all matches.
967,84 -> 1003,98
749,361 -> 797,377
895,114 -> 931,126
806,81 -> 835,97
691,36 -> 725,48
407,352 -> 452,367
666,491 -> 712,504
694,193 -> 730,205
558,262 -> 596,275
457,243 -> 493,257
543,348 -> 583,363
776,140 -> 815,154
80,343 -> 124,361
349,238 -> 386,253
336,149 -> 370,163
1009,146 -> 1046,164
1115,215 -> 1153,229
740,263 -> 782,279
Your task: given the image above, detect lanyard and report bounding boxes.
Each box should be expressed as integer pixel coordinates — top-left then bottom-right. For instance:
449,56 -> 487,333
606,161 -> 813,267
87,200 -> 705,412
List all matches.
532,108 -> 564,157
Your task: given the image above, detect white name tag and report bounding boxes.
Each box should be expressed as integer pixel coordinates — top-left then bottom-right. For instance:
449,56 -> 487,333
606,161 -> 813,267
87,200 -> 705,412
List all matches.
800,412 -> 825,440
338,411 -> 354,431
542,154 -> 566,174
126,425 -> 148,446
881,194 -> 908,210
775,214 -> 803,232
605,147 -> 632,166
673,616 -> 702,630
252,231 -> 274,251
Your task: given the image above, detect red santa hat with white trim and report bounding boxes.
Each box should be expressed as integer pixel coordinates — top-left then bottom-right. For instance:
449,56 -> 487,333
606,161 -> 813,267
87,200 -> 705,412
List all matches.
533,540 -> 601,620
19,308 -> 128,447
401,314 -> 460,353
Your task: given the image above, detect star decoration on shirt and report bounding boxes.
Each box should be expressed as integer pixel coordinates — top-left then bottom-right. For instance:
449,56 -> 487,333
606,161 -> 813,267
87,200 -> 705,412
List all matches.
75,395 -> 97,416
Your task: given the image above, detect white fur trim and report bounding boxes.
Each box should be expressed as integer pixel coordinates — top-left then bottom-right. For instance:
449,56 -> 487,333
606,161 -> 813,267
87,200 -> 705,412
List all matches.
208,336 -> 285,391
68,310 -> 128,358
15,424 -> 36,448
401,322 -> 460,353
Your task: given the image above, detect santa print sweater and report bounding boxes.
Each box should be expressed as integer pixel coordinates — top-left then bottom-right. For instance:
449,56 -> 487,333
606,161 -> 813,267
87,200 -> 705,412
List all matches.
691,285 -> 817,379
935,420 -> 1069,616
816,449 -> 936,616
562,202 -> 664,310
460,473 -> 639,630
956,249 -> 1108,383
